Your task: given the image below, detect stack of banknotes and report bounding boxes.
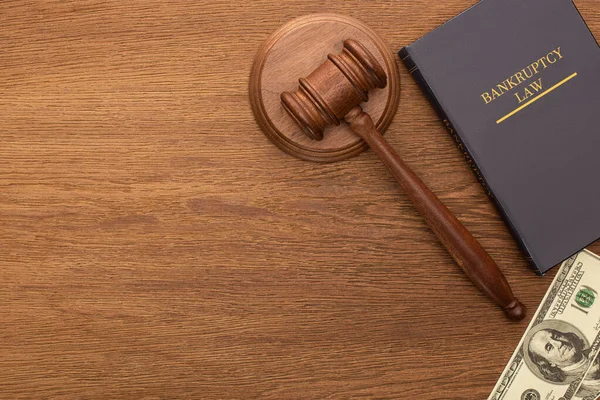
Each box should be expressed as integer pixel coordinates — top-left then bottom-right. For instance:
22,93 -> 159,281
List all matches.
489,249 -> 600,400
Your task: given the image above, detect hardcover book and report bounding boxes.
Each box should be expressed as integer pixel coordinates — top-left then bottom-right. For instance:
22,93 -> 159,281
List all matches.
399,0 -> 600,274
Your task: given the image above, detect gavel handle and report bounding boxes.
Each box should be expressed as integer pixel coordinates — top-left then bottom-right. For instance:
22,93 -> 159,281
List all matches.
345,106 -> 526,321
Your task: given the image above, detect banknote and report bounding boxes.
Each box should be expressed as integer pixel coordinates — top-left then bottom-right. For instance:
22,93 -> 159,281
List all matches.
489,249 -> 600,400
576,350 -> 600,400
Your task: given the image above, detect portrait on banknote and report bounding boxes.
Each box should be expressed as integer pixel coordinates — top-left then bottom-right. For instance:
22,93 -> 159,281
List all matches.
523,320 -> 591,384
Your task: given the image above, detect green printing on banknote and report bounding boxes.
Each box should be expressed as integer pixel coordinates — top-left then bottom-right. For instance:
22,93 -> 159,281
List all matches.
489,250 -> 600,400
576,288 -> 597,309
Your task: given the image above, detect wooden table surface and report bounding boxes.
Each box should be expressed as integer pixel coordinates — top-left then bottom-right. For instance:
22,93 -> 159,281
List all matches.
1,1 -> 598,399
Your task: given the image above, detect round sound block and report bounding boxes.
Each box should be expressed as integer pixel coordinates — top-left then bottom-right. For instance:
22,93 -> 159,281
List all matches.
249,14 -> 400,162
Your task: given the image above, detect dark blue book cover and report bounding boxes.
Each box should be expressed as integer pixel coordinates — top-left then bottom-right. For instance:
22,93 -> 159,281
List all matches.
400,0 -> 600,274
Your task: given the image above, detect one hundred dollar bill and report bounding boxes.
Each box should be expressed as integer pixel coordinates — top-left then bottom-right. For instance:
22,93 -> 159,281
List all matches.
489,249 -> 600,400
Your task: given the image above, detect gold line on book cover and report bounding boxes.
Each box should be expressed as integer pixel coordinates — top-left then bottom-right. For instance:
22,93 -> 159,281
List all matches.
496,72 -> 578,124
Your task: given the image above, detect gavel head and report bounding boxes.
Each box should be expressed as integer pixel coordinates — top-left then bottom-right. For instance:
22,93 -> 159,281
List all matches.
281,39 -> 388,141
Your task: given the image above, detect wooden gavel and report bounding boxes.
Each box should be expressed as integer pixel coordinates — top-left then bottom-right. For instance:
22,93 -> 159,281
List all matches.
281,39 -> 526,321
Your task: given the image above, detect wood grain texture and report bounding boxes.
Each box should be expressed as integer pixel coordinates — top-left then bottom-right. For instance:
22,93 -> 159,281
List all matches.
0,1 -> 598,399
